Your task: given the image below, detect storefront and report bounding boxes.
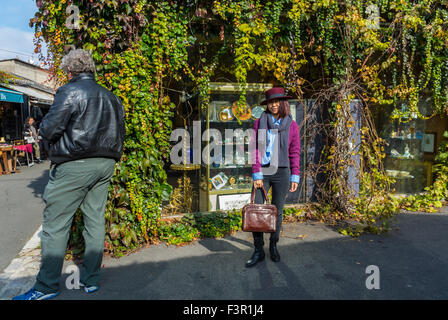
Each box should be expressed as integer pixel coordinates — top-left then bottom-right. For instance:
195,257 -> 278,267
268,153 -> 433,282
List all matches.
373,99 -> 448,195
164,83 -> 334,214
7,83 -> 54,126
0,87 -> 25,142
166,85 -> 442,214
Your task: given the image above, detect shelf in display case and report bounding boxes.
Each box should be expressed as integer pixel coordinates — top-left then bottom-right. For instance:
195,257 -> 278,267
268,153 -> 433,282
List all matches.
209,82 -> 272,93
210,165 -> 252,169
388,137 -> 422,140
389,176 -> 415,180
387,156 -> 421,160
208,120 -> 255,124
384,158 -> 433,193
209,188 -> 252,195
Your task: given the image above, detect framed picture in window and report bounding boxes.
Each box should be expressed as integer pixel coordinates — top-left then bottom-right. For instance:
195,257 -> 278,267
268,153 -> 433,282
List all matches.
422,133 -> 436,154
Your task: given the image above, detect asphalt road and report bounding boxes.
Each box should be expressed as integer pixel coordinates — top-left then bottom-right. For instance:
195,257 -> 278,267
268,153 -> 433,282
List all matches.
0,161 -> 49,272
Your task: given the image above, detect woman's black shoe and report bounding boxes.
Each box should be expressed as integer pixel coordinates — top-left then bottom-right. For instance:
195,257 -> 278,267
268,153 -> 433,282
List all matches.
245,249 -> 265,268
269,242 -> 281,262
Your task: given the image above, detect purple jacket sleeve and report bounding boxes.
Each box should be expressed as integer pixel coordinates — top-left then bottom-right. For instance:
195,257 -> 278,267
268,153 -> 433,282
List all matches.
288,121 -> 301,176
251,119 -> 262,176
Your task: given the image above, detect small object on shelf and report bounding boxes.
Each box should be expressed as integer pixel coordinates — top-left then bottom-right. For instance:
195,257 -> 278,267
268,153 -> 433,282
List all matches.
386,169 -> 414,179
211,172 -> 228,190
229,176 -> 237,186
232,101 -> 252,121
251,105 -> 265,120
403,144 -> 413,159
209,101 -> 231,121
390,148 -> 401,157
218,106 -> 234,122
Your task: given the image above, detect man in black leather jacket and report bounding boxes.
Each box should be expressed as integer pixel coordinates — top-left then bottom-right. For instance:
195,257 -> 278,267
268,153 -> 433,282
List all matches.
39,73 -> 125,165
14,49 -> 125,300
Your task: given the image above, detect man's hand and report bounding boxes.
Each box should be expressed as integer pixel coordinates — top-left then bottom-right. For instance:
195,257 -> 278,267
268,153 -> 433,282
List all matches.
289,182 -> 298,193
254,179 -> 264,189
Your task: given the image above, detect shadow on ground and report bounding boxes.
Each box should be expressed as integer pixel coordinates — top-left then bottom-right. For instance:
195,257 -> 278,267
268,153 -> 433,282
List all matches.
3,210 -> 448,300
27,169 -> 49,198
60,211 -> 448,300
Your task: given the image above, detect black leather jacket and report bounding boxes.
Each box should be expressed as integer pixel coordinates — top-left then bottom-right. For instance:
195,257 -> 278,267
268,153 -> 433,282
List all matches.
39,73 -> 125,165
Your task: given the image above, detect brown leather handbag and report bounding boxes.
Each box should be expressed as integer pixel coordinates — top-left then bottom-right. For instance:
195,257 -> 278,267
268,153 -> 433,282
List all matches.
242,186 -> 277,232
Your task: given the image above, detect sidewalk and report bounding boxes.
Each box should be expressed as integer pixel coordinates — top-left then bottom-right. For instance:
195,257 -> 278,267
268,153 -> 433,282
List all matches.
0,161 -> 48,271
1,206 -> 448,299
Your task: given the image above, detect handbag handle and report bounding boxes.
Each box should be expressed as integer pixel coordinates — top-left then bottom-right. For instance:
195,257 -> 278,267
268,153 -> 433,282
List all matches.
250,185 -> 270,204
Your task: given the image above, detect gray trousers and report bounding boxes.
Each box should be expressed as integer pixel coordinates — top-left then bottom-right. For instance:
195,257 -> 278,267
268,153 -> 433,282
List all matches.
252,167 -> 290,248
34,157 -> 115,294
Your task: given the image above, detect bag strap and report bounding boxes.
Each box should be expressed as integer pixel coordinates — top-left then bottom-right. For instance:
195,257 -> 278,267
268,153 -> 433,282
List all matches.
250,185 -> 270,204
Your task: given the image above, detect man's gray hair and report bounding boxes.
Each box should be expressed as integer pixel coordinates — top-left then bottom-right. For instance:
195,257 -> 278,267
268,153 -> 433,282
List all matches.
61,49 -> 96,77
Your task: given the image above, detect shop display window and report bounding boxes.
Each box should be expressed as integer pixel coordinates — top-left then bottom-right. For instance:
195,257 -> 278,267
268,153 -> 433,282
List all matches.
375,101 -> 433,194
199,82 -> 272,211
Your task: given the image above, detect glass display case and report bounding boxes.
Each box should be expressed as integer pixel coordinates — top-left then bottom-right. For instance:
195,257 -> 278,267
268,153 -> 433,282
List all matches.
380,115 -> 433,194
199,82 -> 272,211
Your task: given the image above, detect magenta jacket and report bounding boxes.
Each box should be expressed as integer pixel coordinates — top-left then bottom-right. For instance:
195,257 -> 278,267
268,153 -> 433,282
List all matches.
251,118 -> 301,177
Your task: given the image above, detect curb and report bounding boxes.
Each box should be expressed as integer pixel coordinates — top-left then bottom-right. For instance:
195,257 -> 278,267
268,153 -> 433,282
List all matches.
0,225 -> 42,300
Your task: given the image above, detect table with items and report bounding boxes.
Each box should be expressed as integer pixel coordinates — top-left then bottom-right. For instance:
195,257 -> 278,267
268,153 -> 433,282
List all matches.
0,144 -> 18,174
13,143 -> 35,167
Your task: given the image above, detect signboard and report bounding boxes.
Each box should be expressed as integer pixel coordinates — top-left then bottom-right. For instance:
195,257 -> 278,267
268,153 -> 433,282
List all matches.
218,193 -> 251,210
0,88 -> 24,103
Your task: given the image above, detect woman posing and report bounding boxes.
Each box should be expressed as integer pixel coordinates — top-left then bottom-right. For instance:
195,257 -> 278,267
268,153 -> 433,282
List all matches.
246,87 -> 301,268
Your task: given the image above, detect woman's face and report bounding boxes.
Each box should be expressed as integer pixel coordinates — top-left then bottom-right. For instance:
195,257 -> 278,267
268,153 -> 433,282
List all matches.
267,99 -> 281,116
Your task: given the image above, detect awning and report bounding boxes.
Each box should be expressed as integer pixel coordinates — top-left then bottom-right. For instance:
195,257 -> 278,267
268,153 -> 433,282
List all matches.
7,84 -> 54,105
0,87 -> 24,103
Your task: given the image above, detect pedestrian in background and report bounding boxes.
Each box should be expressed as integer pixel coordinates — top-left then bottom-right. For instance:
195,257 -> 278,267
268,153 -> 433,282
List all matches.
23,117 -> 42,163
246,87 -> 301,268
13,49 -> 126,300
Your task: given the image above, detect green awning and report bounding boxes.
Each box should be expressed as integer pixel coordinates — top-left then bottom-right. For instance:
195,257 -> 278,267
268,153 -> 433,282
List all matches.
0,87 -> 24,103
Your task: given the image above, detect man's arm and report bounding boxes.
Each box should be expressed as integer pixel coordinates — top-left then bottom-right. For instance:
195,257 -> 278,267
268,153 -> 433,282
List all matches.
39,86 -> 74,144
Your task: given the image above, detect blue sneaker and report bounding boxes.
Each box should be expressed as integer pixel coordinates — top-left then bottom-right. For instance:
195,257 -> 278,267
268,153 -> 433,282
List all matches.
79,282 -> 99,293
12,288 -> 59,300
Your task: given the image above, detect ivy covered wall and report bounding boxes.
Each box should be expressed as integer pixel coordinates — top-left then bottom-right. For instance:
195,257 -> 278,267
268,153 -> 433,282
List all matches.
31,0 -> 448,255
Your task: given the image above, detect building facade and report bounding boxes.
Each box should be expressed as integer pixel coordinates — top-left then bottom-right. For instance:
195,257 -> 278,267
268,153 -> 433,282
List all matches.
0,59 -> 56,142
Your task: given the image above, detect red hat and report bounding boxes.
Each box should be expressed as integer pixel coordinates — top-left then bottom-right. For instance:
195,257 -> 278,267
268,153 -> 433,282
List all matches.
260,87 -> 292,105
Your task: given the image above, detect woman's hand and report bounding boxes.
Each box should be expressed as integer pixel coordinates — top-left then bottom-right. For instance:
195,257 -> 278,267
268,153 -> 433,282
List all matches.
289,182 -> 298,192
253,179 -> 264,189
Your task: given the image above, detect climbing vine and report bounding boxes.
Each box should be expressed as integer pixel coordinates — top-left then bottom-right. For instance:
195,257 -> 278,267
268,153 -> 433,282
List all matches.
31,0 -> 448,254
